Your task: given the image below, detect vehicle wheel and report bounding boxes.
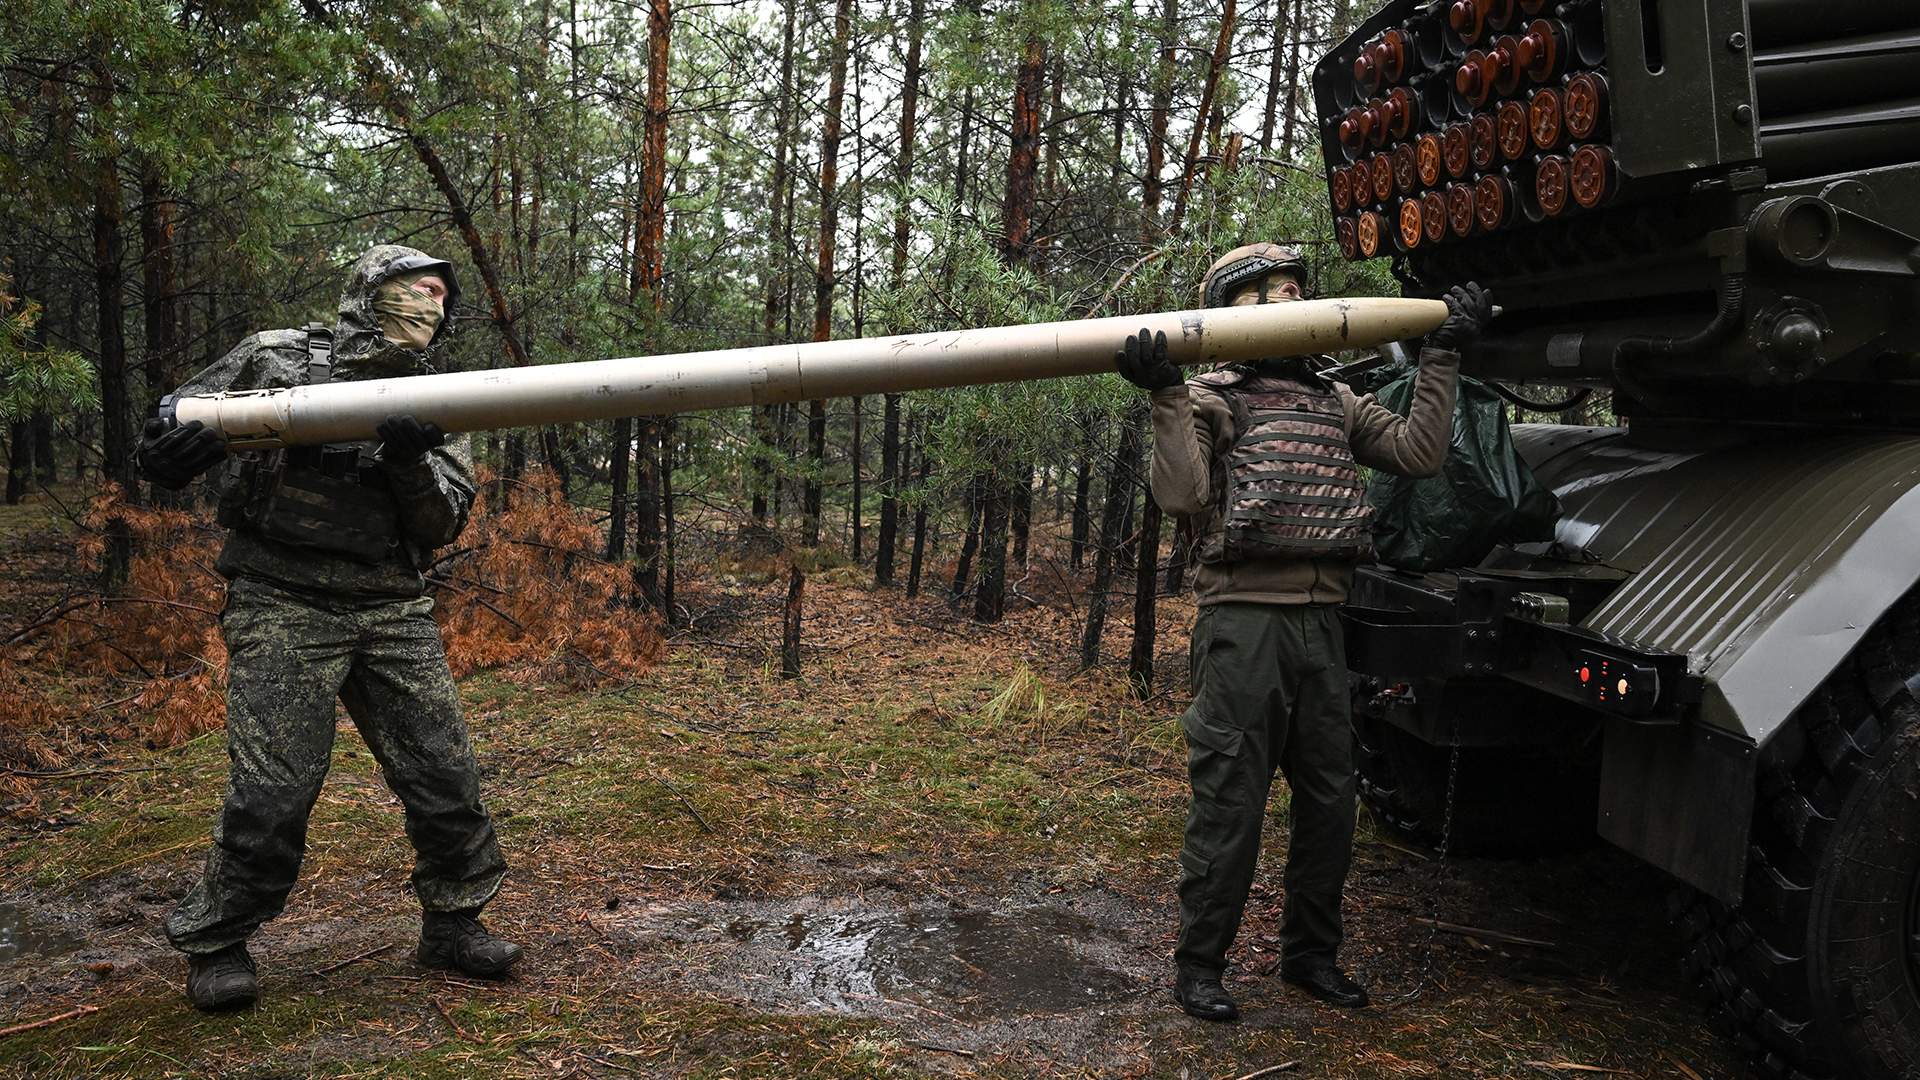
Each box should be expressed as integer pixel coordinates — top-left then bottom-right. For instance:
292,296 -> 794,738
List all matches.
1351,680 -> 1600,856
1675,595 -> 1920,1080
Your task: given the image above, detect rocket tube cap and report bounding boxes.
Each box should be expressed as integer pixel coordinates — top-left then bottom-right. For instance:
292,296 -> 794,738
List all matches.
1497,100 -> 1531,161
1572,145 -> 1616,209
1397,199 -> 1425,251
1332,169 -> 1354,213
1422,190 -> 1450,244
1392,143 -> 1419,195
1529,87 -> 1565,151
1416,133 -> 1445,187
1443,123 -> 1473,178
1358,211 -> 1385,257
1337,217 -> 1360,260
1564,71 -> 1610,140
1447,182 -> 1477,237
1371,154 -> 1396,202
1470,114 -> 1498,170
1537,154 -> 1572,216
1475,173 -> 1515,231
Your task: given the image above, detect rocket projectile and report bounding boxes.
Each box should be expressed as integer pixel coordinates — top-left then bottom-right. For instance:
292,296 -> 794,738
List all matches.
170,297 -> 1449,449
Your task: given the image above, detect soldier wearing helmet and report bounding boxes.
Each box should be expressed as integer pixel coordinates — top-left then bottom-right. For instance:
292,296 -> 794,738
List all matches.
137,245 -> 520,1013
1116,243 -> 1490,1021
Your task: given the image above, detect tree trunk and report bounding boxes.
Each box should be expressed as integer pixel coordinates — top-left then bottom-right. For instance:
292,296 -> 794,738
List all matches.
1279,0 -> 1309,158
1164,521 -> 1192,593
780,562 -> 804,679
138,161 -> 178,411
634,418 -> 662,608
1128,495 -> 1163,694
32,412 -> 55,486
1069,419 -> 1095,570
637,0 -> 671,312
876,0 -> 925,586
1259,0 -> 1289,150
1168,0 -> 1239,234
906,414 -> 930,599
805,0 -> 854,549
89,76 -> 135,593
1143,0 -> 1177,233
4,422 -> 30,505
1010,461 -> 1034,568
1081,403 -> 1147,667
405,130 -> 532,369
608,415 -> 631,560
1001,35 -> 1047,267
950,479 -> 982,599
662,415 -> 676,620
974,479 -> 1009,622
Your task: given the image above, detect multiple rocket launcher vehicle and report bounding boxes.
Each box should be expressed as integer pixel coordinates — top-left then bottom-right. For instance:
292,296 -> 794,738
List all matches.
170,1 -> 1919,1076
1316,3 -> 1920,1079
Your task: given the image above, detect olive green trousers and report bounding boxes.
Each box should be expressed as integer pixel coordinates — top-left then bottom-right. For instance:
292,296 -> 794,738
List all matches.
166,576 -> 507,955
1175,602 -> 1355,975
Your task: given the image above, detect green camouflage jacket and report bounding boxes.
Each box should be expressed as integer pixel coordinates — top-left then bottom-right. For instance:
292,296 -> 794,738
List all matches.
173,246 -> 476,599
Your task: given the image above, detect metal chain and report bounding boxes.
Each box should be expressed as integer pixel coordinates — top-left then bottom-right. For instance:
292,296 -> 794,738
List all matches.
1380,706 -> 1464,1006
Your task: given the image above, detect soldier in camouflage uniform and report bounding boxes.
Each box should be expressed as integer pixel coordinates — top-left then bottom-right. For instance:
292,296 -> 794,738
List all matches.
1114,243 -> 1489,1020
139,245 -> 519,1012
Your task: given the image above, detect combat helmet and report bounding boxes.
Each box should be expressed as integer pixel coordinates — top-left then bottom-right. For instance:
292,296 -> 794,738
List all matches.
1200,243 -> 1307,308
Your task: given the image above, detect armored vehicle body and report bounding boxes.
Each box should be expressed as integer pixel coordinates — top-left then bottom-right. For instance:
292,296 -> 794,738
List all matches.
1314,2 -> 1920,1077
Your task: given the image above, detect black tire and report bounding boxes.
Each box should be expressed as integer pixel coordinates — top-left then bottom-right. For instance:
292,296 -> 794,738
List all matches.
1675,594 -> 1920,1080
1351,680 -> 1601,856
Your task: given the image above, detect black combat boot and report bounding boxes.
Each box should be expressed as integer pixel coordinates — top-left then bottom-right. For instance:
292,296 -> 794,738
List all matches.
185,942 -> 259,1012
1280,960 -> 1369,1008
1173,968 -> 1241,1022
418,909 -> 523,978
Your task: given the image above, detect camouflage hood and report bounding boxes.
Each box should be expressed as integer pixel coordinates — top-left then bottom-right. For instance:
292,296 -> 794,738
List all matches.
333,244 -> 461,378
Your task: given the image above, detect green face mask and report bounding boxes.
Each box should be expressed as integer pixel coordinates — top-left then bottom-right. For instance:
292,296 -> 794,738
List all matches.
372,276 -> 445,351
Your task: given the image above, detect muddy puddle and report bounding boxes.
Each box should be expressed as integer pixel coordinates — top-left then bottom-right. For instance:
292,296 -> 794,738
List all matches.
628,899 -> 1150,1022
0,902 -> 84,965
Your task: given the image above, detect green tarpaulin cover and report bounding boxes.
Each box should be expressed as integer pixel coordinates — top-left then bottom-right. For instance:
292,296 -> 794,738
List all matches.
1366,371 -> 1561,571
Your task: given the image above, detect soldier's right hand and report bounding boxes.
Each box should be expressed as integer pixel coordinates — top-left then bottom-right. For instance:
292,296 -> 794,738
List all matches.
1115,328 -> 1184,392
138,417 -> 228,490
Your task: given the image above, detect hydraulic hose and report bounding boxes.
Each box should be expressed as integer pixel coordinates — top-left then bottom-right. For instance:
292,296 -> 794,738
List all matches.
1491,384 -> 1594,414
1611,273 -> 1750,409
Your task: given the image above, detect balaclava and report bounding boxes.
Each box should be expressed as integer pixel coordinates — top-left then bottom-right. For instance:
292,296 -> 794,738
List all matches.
332,244 -> 461,378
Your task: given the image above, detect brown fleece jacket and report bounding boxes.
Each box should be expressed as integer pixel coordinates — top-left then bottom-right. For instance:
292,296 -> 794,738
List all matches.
1149,348 -> 1461,605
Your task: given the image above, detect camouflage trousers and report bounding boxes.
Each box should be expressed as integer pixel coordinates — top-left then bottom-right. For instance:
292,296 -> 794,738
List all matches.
166,575 -> 507,955
1174,602 -> 1356,976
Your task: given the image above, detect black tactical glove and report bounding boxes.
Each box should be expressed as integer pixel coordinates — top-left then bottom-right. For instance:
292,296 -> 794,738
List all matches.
375,414 -> 446,464
138,418 -> 227,490
1114,328 -> 1183,392
1426,282 -> 1494,352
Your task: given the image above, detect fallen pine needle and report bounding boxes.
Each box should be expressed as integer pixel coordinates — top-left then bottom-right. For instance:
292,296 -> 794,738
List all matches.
434,998 -> 479,1044
309,943 -> 395,977
1662,1051 -> 1707,1080
910,1042 -> 976,1057
0,1005 -> 102,1039
1522,1063 -> 1630,1074
653,772 -> 713,834
1413,917 -> 1558,948
1229,1063 -> 1300,1080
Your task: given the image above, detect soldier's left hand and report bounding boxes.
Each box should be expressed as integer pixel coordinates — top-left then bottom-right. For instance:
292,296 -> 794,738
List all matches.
376,414 -> 447,463
1428,282 -> 1494,352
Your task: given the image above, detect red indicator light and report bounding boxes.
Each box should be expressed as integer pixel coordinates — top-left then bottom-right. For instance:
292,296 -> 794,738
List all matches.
1579,666 -> 1591,684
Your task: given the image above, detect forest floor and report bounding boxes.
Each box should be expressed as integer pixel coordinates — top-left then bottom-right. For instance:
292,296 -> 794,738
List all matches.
0,489 -> 1745,1079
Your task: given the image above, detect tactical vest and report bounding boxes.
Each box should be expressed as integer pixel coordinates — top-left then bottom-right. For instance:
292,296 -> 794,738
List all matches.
1194,362 -> 1375,564
215,325 -> 410,565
